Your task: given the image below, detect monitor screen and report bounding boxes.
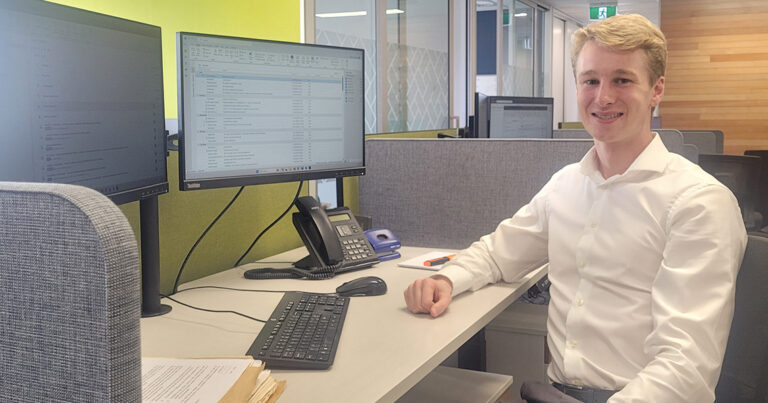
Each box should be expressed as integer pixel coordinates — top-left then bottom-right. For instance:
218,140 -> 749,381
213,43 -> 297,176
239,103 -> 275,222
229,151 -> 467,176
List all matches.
487,96 -> 554,139
0,0 -> 168,205
177,33 -> 366,190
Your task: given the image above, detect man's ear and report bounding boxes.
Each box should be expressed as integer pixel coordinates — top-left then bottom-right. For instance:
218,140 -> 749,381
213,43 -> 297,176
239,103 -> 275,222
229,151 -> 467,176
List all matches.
650,76 -> 665,108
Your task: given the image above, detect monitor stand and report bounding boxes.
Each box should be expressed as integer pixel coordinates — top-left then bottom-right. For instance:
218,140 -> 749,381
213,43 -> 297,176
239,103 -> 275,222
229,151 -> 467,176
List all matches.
336,178 -> 344,207
140,195 -> 172,317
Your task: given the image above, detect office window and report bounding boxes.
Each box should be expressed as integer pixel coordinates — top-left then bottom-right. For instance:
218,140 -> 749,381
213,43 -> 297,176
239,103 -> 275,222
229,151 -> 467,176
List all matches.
385,0 -> 449,131
536,7 -> 550,98
313,0 -> 450,133
501,0 -> 532,96
476,0 -> 550,98
315,0 -> 377,134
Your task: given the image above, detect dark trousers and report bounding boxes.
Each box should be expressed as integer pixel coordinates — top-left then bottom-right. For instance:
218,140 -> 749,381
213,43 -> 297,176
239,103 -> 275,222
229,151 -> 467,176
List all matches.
521,380 -> 618,403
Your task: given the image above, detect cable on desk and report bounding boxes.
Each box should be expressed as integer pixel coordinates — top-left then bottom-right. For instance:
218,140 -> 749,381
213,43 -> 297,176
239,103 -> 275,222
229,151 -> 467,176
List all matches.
234,180 -> 304,267
160,294 -> 267,323
160,287 -> 337,323
174,285 -> 335,295
172,186 -> 246,294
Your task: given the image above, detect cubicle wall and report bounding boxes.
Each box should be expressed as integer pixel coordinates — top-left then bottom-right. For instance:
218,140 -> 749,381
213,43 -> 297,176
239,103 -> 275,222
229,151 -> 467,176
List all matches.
680,130 -> 724,154
358,138 -> 594,249
553,128 -> 700,163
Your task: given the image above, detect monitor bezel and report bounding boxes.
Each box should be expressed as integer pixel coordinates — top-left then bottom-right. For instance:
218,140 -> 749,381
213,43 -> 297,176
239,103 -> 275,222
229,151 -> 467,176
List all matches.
176,32 -> 366,191
473,92 -> 489,138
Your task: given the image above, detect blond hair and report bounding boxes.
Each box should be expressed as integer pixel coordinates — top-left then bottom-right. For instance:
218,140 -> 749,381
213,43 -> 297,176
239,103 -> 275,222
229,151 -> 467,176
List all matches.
571,14 -> 667,84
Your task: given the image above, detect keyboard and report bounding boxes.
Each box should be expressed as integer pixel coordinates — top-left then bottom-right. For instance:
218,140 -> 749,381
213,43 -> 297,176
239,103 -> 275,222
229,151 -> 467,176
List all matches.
246,291 -> 350,370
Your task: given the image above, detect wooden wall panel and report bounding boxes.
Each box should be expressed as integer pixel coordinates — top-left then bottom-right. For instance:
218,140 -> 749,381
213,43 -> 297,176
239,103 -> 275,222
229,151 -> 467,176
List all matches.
660,0 -> 768,154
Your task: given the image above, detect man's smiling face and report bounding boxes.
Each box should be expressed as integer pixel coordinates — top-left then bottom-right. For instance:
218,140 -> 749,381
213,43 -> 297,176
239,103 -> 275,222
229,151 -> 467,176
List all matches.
575,40 -> 664,147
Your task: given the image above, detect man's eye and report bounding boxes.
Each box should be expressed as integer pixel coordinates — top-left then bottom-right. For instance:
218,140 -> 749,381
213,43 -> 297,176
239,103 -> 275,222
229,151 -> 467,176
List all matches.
584,79 -> 598,85
616,78 -> 632,85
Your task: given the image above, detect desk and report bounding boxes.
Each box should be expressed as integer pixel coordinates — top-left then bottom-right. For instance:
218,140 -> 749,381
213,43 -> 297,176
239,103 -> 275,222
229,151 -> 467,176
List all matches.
141,246 -> 546,402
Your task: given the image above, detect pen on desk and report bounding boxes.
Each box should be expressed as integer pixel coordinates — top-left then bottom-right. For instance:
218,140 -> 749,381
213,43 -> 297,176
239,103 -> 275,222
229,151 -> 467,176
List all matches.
424,254 -> 456,267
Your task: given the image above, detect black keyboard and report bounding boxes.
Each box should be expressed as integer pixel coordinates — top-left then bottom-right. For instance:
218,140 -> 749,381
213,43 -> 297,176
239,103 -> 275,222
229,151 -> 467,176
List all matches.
246,291 -> 349,370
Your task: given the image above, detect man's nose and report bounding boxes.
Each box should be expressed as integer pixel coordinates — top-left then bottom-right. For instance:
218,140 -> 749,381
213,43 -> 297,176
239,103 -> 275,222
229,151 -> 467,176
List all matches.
596,83 -> 615,106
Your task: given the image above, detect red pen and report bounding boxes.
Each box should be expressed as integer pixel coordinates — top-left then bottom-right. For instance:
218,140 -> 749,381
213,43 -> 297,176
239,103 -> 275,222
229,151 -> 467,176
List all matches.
424,254 -> 456,267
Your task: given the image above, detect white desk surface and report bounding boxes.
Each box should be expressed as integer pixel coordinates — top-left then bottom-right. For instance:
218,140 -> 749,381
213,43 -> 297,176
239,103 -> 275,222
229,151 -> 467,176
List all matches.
141,246 -> 546,403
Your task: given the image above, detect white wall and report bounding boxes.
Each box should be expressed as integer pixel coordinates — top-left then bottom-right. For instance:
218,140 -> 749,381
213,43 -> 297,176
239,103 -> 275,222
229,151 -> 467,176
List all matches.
551,16 -> 564,128
563,19 -> 579,123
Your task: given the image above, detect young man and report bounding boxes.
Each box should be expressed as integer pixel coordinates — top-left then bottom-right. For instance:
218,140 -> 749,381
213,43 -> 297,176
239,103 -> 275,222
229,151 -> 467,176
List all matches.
404,14 -> 747,402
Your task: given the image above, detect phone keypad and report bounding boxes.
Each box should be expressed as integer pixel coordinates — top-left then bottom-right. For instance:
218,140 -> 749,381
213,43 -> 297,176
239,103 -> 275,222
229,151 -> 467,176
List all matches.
341,238 -> 374,261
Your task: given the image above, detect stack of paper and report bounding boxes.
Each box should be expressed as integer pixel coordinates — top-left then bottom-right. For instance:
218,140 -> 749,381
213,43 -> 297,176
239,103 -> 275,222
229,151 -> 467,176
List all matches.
142,357 -> 286,403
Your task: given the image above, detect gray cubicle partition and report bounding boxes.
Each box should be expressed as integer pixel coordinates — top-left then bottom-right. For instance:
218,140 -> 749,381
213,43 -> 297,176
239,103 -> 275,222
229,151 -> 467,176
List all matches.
552,128 -> 699,163
680,130 -> 724,154
358,138 -> 594,249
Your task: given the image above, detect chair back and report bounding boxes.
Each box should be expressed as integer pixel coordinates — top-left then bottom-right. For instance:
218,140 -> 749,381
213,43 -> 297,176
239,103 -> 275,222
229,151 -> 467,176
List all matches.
744,150 -> 768,230
698,154 -> 762,230
0,182 -> 142,402
716,233 -> 768,402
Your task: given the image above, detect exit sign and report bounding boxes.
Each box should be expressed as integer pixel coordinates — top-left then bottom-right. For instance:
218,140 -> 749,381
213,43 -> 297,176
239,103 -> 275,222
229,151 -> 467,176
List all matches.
590,5 -> 617,20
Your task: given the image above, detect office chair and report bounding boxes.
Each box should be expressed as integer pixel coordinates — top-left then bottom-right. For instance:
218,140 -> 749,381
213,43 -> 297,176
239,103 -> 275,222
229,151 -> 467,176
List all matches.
698,153 -> 763,231
716,233 -> 768,402
745,150 -> 768,233
0,182 -> 142,402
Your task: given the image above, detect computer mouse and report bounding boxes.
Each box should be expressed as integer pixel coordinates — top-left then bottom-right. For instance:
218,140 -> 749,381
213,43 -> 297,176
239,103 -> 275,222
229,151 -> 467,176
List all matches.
335,276 -> 388,297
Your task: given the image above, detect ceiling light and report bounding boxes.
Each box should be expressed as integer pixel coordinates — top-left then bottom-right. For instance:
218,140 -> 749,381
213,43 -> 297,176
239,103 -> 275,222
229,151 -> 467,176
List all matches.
316,11 -> 367,18
316,9 -> 403,18
514,12 -> 528,17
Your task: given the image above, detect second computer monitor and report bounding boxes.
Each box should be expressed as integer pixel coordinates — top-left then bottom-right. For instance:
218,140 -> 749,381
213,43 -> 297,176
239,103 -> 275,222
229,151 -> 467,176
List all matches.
177,33 -> 366,190
487,96 -> 554,139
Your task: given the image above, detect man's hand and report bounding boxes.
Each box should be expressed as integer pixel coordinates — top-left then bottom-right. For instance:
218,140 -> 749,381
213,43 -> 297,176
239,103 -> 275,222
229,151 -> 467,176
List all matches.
404,275 -> 453,317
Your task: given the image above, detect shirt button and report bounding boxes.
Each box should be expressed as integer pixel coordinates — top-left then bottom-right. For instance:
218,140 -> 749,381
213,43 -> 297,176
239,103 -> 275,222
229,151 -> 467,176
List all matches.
589,221 -> 597,228
577,298 -> 584,306
569,340 -> 578,348
578,261 -> 585,268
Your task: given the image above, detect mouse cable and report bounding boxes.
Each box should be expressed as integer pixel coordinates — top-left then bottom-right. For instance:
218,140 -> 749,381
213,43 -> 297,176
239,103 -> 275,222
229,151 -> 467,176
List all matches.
160,293 -> 266,323
234,180 -> 303,268
172,186 -> 246,295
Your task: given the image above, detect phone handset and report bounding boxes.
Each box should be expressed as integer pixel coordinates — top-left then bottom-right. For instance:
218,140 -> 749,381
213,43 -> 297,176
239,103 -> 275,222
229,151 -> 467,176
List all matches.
293,196 -> 344,266
243,196 -> 341,280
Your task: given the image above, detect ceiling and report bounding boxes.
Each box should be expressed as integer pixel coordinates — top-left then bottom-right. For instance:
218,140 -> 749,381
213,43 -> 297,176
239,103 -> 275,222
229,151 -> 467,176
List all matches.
477,0 -> 660,26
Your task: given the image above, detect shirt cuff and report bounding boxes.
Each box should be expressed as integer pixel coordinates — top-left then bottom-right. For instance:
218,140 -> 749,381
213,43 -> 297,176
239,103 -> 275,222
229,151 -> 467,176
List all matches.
434,263 -> 475,297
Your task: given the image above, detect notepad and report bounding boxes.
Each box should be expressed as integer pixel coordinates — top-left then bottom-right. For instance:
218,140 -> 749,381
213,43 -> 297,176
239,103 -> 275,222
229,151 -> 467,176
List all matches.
397,251 -> 457,270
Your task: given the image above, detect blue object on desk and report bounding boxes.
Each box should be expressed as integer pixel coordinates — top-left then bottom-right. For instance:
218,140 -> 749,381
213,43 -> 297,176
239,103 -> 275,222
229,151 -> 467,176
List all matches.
365,228 -> 401,252
365,228 -> 401,261
377,250 -> 401,261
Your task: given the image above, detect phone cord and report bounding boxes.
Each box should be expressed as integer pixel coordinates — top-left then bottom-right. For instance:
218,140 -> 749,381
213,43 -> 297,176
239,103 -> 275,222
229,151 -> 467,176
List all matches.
243,264 -> 339,280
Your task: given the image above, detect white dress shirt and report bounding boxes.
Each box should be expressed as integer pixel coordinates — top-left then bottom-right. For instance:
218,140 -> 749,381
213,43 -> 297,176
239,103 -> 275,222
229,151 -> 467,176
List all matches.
438,134 -> 747,402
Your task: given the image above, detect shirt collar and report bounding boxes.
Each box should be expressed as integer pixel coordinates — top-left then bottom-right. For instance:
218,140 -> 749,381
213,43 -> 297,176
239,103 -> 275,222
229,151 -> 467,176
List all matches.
579,132 -> 671,185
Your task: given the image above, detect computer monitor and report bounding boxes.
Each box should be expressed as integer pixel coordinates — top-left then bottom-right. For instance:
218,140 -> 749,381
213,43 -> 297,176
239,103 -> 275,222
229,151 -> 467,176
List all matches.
176,33 -> 366,191
0,0 -> 169,316
487,96 -> 554,138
